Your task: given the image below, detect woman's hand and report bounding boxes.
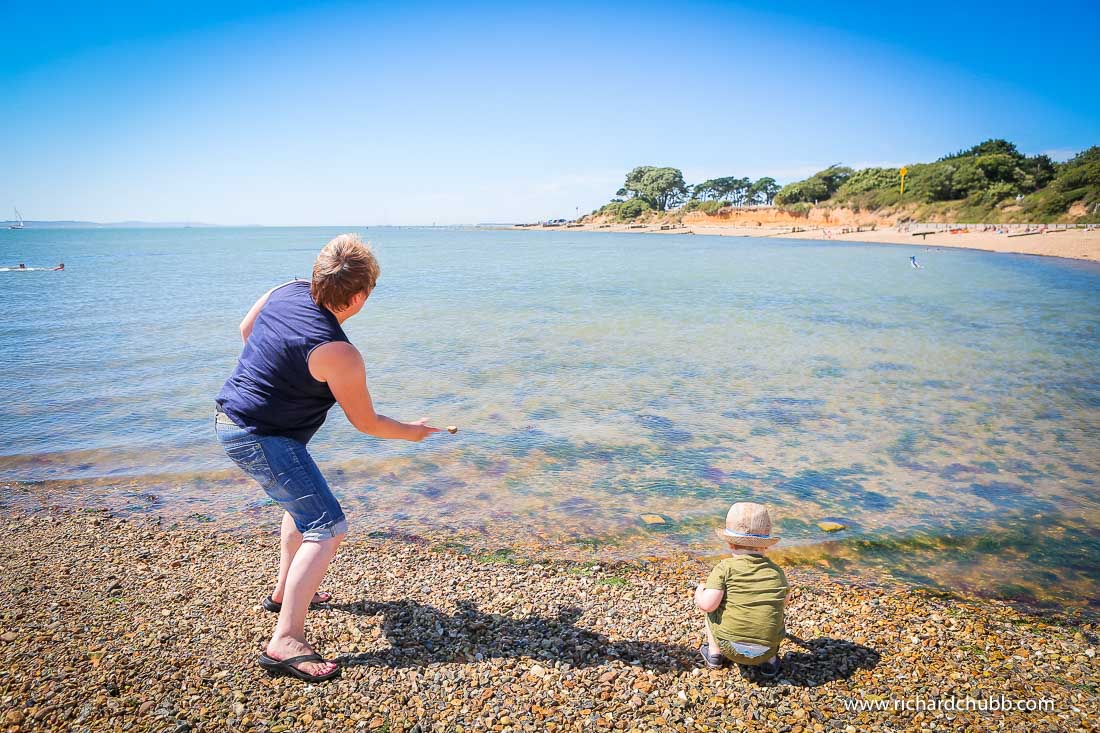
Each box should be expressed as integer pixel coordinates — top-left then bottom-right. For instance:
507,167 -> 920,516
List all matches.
406,418 -> 442,442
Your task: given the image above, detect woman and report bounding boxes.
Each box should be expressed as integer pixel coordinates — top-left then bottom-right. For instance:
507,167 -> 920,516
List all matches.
215,233 -> 439,682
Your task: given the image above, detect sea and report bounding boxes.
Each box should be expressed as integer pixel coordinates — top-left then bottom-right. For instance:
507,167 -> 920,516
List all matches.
2,226 -> 1098,611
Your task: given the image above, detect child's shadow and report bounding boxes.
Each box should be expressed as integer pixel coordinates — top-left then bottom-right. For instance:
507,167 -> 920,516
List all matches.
753,634 -> 882,687
332,599 -> 689,672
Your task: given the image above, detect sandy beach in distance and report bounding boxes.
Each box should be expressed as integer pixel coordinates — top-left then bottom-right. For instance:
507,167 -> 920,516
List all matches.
529,223 -> 1100,262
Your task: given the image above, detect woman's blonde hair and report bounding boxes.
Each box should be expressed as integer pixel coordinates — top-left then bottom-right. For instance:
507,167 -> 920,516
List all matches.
311,234 -> 380,311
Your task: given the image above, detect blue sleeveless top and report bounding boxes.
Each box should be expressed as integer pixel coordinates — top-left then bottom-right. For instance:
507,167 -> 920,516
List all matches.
216,280 -> 350,444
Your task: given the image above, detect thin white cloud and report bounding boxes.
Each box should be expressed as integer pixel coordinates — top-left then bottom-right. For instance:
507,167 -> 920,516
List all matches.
1038,148 -> 1080,162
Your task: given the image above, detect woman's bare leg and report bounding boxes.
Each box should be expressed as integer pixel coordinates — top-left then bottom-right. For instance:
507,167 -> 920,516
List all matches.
271,512 -> 301,603
266,533 -> 344,676
270,512 -> 330,605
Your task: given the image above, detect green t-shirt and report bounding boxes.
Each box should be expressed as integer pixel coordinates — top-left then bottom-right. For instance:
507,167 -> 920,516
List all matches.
705,554 -> 788,648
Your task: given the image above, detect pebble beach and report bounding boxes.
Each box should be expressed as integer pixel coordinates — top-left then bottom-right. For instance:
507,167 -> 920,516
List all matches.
2,511 -> 1096,732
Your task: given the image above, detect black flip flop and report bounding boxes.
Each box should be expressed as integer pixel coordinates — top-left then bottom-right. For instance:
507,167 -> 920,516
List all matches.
262,592 -> 333,613
257,653 -> 341,683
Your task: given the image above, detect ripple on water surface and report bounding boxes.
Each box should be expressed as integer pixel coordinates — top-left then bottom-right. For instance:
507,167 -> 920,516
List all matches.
1,227 -> 1099,610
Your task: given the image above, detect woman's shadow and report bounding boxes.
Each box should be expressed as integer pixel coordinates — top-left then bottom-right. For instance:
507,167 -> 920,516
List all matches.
330,599 -> 879,686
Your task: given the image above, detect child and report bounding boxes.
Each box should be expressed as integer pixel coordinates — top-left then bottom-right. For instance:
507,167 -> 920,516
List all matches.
694,502 -> 789,677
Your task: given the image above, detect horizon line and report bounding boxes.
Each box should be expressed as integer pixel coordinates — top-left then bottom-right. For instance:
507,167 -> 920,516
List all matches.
0,221 -> 510,228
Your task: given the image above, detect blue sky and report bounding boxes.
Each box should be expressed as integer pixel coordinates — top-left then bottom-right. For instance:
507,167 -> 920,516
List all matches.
2,0 -> 1097,225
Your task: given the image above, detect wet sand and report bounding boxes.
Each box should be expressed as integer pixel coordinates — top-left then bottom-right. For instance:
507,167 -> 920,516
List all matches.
1,510 -> 1095,732
522,224 -> 1100,261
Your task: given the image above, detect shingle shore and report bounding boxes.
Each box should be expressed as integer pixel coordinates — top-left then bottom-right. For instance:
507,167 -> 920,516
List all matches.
0,511 -> 1095,732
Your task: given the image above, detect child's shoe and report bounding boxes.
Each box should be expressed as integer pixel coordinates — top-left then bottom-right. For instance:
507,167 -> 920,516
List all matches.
738,655 -> 781,680
698,642 -> 726,669
757,656 -> 781,679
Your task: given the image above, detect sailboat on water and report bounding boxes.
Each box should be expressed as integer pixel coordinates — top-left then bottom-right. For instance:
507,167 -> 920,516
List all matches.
9,208 -> 25,229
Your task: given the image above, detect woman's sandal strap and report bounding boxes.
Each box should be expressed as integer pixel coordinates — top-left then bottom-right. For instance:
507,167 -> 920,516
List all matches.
280,653 -> 324,666
263,594 -> 331,611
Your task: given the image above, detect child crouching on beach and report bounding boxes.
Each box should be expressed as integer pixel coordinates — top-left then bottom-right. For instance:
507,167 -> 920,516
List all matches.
694,502 -> 788,677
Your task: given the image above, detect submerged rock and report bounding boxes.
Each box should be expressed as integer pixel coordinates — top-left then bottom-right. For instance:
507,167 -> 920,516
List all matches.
817,521 -> 847,532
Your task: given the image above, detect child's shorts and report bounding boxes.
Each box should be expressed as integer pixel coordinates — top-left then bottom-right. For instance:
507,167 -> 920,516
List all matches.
709,624 -> 780,665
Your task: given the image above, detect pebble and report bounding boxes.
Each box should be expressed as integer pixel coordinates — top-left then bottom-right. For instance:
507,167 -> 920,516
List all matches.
0,510 -> 1093,733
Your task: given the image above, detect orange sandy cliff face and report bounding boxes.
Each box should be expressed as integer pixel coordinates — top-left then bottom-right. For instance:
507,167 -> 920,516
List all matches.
682,207 -> 892,229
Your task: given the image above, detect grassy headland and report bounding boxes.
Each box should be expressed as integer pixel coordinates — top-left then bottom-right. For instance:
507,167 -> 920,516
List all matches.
577,140 -> 1100,228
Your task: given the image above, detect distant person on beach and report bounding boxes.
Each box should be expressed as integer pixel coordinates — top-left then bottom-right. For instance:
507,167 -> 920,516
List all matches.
215,233 -> 440,683
695,502 -> 788,678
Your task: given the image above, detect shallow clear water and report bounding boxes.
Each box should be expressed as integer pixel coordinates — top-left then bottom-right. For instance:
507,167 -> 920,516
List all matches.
2,227 -> 1098,609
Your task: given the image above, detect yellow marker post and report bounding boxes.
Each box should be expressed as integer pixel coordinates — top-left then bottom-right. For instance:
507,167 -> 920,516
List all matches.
900,166 -> 908,195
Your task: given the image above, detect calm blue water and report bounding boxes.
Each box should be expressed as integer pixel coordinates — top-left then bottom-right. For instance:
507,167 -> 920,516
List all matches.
2,227 -> 1099,607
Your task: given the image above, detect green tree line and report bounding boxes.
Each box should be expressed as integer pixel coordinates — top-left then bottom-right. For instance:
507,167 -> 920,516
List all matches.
589,141 -> 1099,223
593,166 -> 781,221
773,140 -> 1099,222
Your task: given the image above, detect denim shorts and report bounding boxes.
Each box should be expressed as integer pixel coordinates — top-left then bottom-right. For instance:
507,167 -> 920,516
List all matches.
215,412 -> 347,541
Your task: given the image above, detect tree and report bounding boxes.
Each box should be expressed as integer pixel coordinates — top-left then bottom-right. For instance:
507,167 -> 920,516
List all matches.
725,177 -> 753,206
619,166 -> 689,211
691,179 -> 722,201
815,165 -> 854,193
1056,146 -> 1100,190
950,160 -> 985,196
919,164 -> 958,202
596,198 -> 652,221
688,175 -> 780,206
834,168 -> 898,197
973,153 -> 1021,185
749,177 -> 780,205
773,165 -> 852,205
944,139 -> 1022,161
774,178 -> 828,205
617,198 -> 651,220
1025,154 -> 1057,190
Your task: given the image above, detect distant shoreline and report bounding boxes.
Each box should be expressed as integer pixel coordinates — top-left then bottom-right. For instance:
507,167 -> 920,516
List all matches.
0,221 -> 220,229
512,222 -> 1100,262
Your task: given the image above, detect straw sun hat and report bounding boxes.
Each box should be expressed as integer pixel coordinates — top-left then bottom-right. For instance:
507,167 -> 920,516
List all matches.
714,502 -> 780,548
